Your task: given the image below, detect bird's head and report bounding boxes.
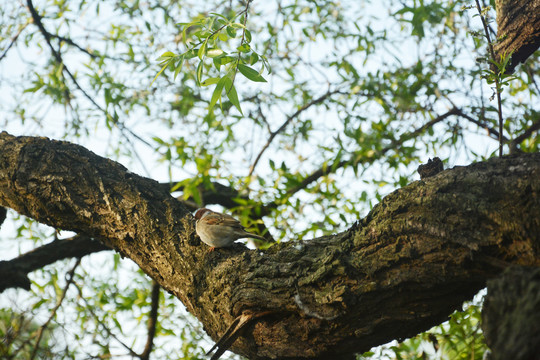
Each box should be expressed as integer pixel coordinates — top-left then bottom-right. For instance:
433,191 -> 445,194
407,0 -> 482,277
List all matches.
194,208 -> 211,220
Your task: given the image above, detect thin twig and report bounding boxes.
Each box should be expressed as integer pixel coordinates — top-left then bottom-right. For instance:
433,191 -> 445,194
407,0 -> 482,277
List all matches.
29,259 -> 81,360
453,108 -> 508,142
26,0 -> 154,171
258,107 -> 462,216
73,281 -> 140,357
50,33 -> 98,58
248,89 -> 344,177
140,281 -> 160,360
240,0 -> 252,45
228,0 -> 253,101
474,0 -> 504,156
0,20 -> 30,62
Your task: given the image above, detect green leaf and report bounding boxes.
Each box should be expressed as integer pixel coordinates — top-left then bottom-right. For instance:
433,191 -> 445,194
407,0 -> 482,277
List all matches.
230,22 -> 246,29
215,55 -> 235,66
209,12 -> 230,21
184,48 -> 198,59
156,51 -> 176,61
226,26 -> 237,38
209,76 -> 227,110
223,77 -> 242,115
24,80 -> 44,93
237,43 -> 251,53
244,29 -> 252,43
238,64 -> 267,82
201,77 -> 220,86
206,48 -> 224,58
151,60 -> 170,85
173,55 -> 184,79
249,52 -> 259,65
198,41 -> 207,59
196,60 -> 203,84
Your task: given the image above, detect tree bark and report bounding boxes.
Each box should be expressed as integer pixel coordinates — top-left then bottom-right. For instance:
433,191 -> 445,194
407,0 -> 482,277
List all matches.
482,266 -> 540,360
494,0 -> 540,73
0,131 -> 539,359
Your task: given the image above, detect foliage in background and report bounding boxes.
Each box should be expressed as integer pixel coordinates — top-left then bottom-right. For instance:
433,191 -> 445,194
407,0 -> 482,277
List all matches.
0,0 -> 538,358
359,295 -> 487,359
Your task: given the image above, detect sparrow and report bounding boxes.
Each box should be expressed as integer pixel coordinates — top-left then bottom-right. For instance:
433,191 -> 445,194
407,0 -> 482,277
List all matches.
194,208 -> 270,250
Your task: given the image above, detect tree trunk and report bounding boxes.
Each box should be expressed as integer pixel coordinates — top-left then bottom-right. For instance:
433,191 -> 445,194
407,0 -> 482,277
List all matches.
0,132 -> 539,359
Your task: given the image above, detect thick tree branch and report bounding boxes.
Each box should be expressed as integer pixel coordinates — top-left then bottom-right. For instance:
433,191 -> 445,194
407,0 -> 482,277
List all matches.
0,207 -> 6,228
0,235 -> 109,292
0,131 -> 538,359
494,0 -> 540,74
481,266 -> 540,359
482,266 -> 540,360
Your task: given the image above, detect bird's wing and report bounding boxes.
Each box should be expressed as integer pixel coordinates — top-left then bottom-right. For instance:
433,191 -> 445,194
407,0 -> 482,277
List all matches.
204,211 -> 243,229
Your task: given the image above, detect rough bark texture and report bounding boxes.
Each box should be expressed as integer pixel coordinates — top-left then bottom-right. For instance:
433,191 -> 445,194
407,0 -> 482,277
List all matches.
494,0 -> 540,73
482,266 -> 540,360
0,132 -> 539,359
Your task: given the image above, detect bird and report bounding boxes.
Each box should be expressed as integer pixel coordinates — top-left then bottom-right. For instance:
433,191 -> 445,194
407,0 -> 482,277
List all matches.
194,208 -> 270,251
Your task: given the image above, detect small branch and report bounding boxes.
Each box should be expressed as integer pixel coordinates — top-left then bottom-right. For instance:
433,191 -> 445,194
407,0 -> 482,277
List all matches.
140,281 -> 160,360
509,118 -> 540,153
206,311 -> 275,360
73,281 -> 140,357
259,108 -> 461,215
26,0 -> 154,172
239,0 -> 252,45
159,180 -> 248,210
453,108 -> 508,142
157,108 -> 469,227
50,33 -> 98,58
524,64 -> 540,95
248,89 -> 344,177
29,259 -> 80,360
0,20 -> 30,62
474,0 -> 505,156
26,0 -> 62,63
